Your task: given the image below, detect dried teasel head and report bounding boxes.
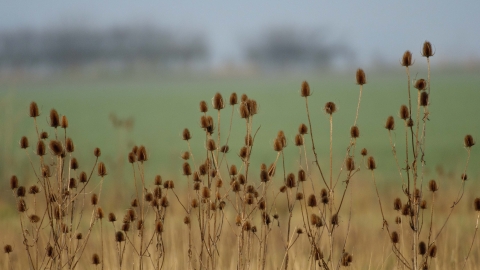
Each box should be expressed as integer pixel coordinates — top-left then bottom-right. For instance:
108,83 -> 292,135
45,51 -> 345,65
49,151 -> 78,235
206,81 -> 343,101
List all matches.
414,79 -> 427,91
401,50 -> 413,67
391,231 -> 399,244
98,162 -> 107,177
92,253 -> 101,265
324,102 -> 337,115
286,173 -> 296,188
137,145 -> 148,162
49,109 -> 60,128
420,92 -> 429,107
361,148 -> 367,156
296,192 -> 304,200
367,156 -> 376,170
65,138 -> 74,153
307,194 -> 317,207
474,198 -> 480,211
40,132 -> 48,140
20,136 -> 29,149
10,175 -> 18,190
94,147 -> 101,157
399,105 -> 409,120
356,68 -> 366,85
206,139 -> 217,151
239,146 -> 248,159
91,193 -> 98,205
97,207 -> 104,219
350,126 -> 359,138
230,92 -> 238,105
345,157 -> 355,171
298,169 -> 306,182
49,140 -> 63,156
199,100 -> 208,113
17,199 -> 27,212
220,145 -> 229,153
183,162 -> 192,176
155,175 -> 162,185
155,221 -> 164,234
300,81 -> 311,97
294,134 -> 304,146
420,200 -> 427,209
394,198 -> 402,211
213,92 -> 225,110
61,115 -> 68,129
395,216 -> 402,224
298,123 -> 308,135
70,158 -> 79,170
79,171 -> 87,183
464,134 -> 475,148
182,128 -> 192,141
331,214 -> 339,226
181,151 -> 190,160
422,41 -> 434,58
108,213 -> 117,222
428,179 -> 438,192
239,102 -> 250,119
69,178 -> 77,189
419,241 -> 427,255
16,186 -> 26,197
128,152 -> 136,163
29,102 -> 39,117
229,165 -> 238,176
115,231 -> 125,242
428,244 -> 437,258
4,244 -> 13,254
160,197 -> 169,208
385,116 -> 395,130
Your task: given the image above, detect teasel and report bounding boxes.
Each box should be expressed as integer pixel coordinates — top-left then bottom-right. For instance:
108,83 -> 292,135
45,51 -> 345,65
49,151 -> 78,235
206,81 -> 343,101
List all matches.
94,147 -> 101,157
199,100 -> 208,113
350,126 -> 360,138
230,92 -> 238,105
464,134 -> 475,148
356,68 -> 366,85
300,81 -> 311,97
422,41 -> 434,58
385,116 -> 395,130
401,50 -> 413,67
154,175 -> 162,185
98,162 -> 107,176
60,115 -> 68,129
345,157 -> 355,171
20,136 -> 29,149
10,175 -> 18,190
137,145 -> 148,162
115,231 -> 125,242
49,109 -> 60,128
307,194 -> 317,207
49,140 -> 63,156
286,173 -> 296,188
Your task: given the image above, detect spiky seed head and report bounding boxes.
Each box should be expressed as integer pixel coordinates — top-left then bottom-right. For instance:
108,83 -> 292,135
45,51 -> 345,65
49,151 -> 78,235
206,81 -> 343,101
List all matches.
181,151 -> 190,160
46,245 -> 54,257
92,253 -> 100,265
391,231 -> 399,244
74,233 -> 83,240
247,99 -> 258,115
137,145 -> 148,162
29,102 -> 39,117
331,214 -> 339,226
297,170 -> 306,182
428,180 -> 438,192
97,162 -> 107,177
181,128 -> 192,141
394,198 -> 402,211
20,136 -> 29,149
418,241 -> 427,255
300,81 -> 311,97
428,244 -> 437,258
128,152 -> 136,163
17,199 -> 27,212
155,221 -> 163,234
199,100 -> 208,113
237,147 -> 247,160
183,216 -> 191,225
367,156 -> 376,170
414,79 -> 427,91
10,175 -> 18,190
262,212 -> 271,225
258,199 -> 266,210
422,41 -> 434,58
420,200 -> 427,209
401,51 -> 413,67
260,169 -> 269,182
308,194 -> 317,207
400,105 -> 409,120
144,192 -> 153,202
64,138 -> 74,153
356,68 -> 366,85
401,204 -> 411,216
361,148 -> 368,156
350,126 -> 360,138
279,185 -> 287,193
4,244 -> 13,254
385,116 -> 395,130
91,193 -> 98,205
229,165 -> 238,176
273,138 -> 283,152
244,134 -> 253,146
345,157 -> 355,171
395,216 -> 402,224
181,162 -> 192,176
16,186 -> 26,197
79,171 -> 87,183
296,228 -> 303,234
310,214 -> 322,227
285,173 -> 296,188
220,145 -> 229,153
60,115 -> 68,129
296,123 -> 308,136
108,213 -> 116,222
296,192 -> 304,200
115,231 -> 125,242
40,132 -> 48,140
97,207 -> 104,219
218,201 -> 226,210
49,140 -> 63,156
239,102 -> 250,119
232,181 -> 241,192
420,92 -> 429,107
121,223 -> 130,232
202,187 -> 211,199
321,195 -> 329,204
464,134 -> 475,148
474,198 -> 480,211
246,185 -> 255,193
294,134 -> 304,146
212,92 -> 225,110
68,178 -> 77,189
320,188 -> 328,198
406,118 -> 414,127
245,194 -> 254,205
49,109 -> 60,128
193,182 -> 200,190
160,196 -> 169,208
70,158 -> 79,170
94,147 -> 101,157
324,102 -> 337,115
29,214 -> 40,223
154,175 -> 162,185
229,92 -> 238,105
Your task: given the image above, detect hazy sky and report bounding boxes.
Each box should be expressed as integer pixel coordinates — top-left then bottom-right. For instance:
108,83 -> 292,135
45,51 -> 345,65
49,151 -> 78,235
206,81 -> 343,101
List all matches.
2,1 -> 479,67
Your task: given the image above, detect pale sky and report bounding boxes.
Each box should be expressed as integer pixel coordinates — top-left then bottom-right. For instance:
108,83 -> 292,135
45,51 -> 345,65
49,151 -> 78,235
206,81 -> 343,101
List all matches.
2,1 -> 479,67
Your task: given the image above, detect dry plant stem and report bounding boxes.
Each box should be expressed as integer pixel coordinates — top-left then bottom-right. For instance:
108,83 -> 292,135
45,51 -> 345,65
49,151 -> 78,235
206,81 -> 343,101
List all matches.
388,131 -> 406,186
304,97 -> 328,189
461,213 -> 480,270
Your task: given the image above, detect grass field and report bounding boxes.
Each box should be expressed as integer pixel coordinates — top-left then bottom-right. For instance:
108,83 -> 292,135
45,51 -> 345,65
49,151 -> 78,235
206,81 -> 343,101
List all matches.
1,64 -> 480,269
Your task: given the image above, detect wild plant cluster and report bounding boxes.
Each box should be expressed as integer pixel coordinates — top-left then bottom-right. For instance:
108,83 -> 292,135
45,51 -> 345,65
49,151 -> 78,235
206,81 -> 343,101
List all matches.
3,41 -> 479,270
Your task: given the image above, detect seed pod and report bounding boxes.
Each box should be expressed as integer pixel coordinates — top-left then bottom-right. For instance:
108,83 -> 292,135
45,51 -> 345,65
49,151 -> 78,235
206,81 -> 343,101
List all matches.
213,92 -> 225,110
286,173 -> 296,188
94,147 -> 101,157
20,136 -> 29,149
345,157 -> 355,171
407,118 -> 414,127
108,213 -> 117,222
401,51 -> 413,67
385,116 -> 395,130
202,187 -> 211,199
70,158 -> 79,170
97,207 -> 104,219
98,162 -> 107,177
79,171 -> 87,183
155,221 -> 163,234
260,169 -> 269,182
464,135 -> 475,148
29,102 -> 39,117
115,231 -> 125,242
229,165 -> 238,176
182,128 -> 192,140
395,216 -> 402,224
69,178 -> 77,189
294,134 -> 304,146
420,200 -> 427,209
350,126 -> 359,138
183,162 -> 192,176
367,156 -> 376,170
361,148 -> 367,156
232,181 -> 241,192
394,198 -> 402,211
279,186 -> 287,193
321,195 -> 329,205
199,100 -> 208,113
239,102 -> 250,119
324,102 -> 336,115
428,244 -> 437,258
428,180 -> 438,192
258,199 -> 266,210
391,231 -> 399,244
399,105 -> 409,120
420,92 -> 429,107
160,197 -> 169,208
92,253 -> 101,265
91,194 -> 98,205
181,151 -> 190,160
308,194 -> 317,207
40,132 -> 48,140
296,192 -> 304,200
422,41 -> 434,58
155,175 -> 162,185
10,175 -> 18,190
300,81 -> 311,97
419,241 -> 427,255
273,138 -> 283,152
66,138 -> 74,153
230,92 -> 238,105
122,223 -> 130,232
356,68 -> 366,85
61,115 -> 68,129
474,198 -> 480,211
331,214 -> 339,226
414,79 -> 427,91
298,169 -> 306,182
49,140 -> 63,156
17,199 -> 27,212
220,145 -> 229,153
128,152 -> 136,163
16,186 -> 26,197
49,109 -> 60,128
137,145 -> 148,162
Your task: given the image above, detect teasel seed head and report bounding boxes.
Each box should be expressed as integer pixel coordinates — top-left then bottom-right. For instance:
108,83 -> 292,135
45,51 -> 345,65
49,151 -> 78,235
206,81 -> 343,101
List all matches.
414,79 -> 427,91
92,253 -> 100,265
464,134 -> 475,148
29,214 -> 40,223
235,215 -> 242,226
213,92 -> 225,110
367,156 -> 376,170
183,216 -> 191,225
160,196 -> 169,208
181,151 -> 190,160
294,134 -> 304,146
49,109 -> 60,128
46,245 -> 54,257
394,198 -> 402,211
258,199 -> 266,210
16,186 -> 26,197
310,214 -> 323,227
244,134 -> 253,146
420,200 -> 427,209
94,147 -> 101,157
418,241 -> 427,255
182,162 -> 192,176
385,116 -> 395,130
300,81 -> 311,97
331,214 -> 339,226
220,145 -> 229,153
193,182 -> 200,191
324,102 -> 337,115
297,170 -> 306,182
229,165 -> 238,176
262,212 -> 271,225
399,105 -> 409,120
391,231 -> 399,244
285,173 -> 296,188
273,138 -> 283,152
97,162 -> 107,176
40,131 -> 48,140
356,68 -> 366,85
296,228 -> 303,235
320,188 -> 328,198
428,244 -> 437,258
308,194 -> 317,207
108,213 -> 117,222
350,126 -> 360,138
136,145 -> 148,162
49,140 -> 63,156
10,175 -> 18,190
155,175 -> 162,185
401,50 -> 413,67
154,186 -> 162,199
321,194 -> 329,205
199,100 -> 208,113
406,118 -> 414,127
70,158 -> 79,170
155,221 -> 164,234
232,181 -> 241,192
239,102 -> 250,119
20,136 -> 29,149
260,169 -> 269,182
428,180 -> 438,192
201,187 -> 211,199
279,185 -> 287,193
17,199 -> 27,212
60,115 -> 68,129
345,157 -> 355,171
229,92 -> 238,105
182,128 -> 192,141
29,102 -> 39,117
35,141 -> 45,155
395,216 -> 402,224
145,192 -> 153,202
361,148 -> 367,156
401,204 -> 411,216
91,193 -> 98,205
115,231 -> 125,242
128,152 -> 136,163
247,99 -> 258,115
69,178 -> 77,189
474,198 -> 480,211
122,223 -> 130,232
296,192 -> 304,200
422,41 -> 434,58
79,171 -> 87,183
97,207 -> 104,219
